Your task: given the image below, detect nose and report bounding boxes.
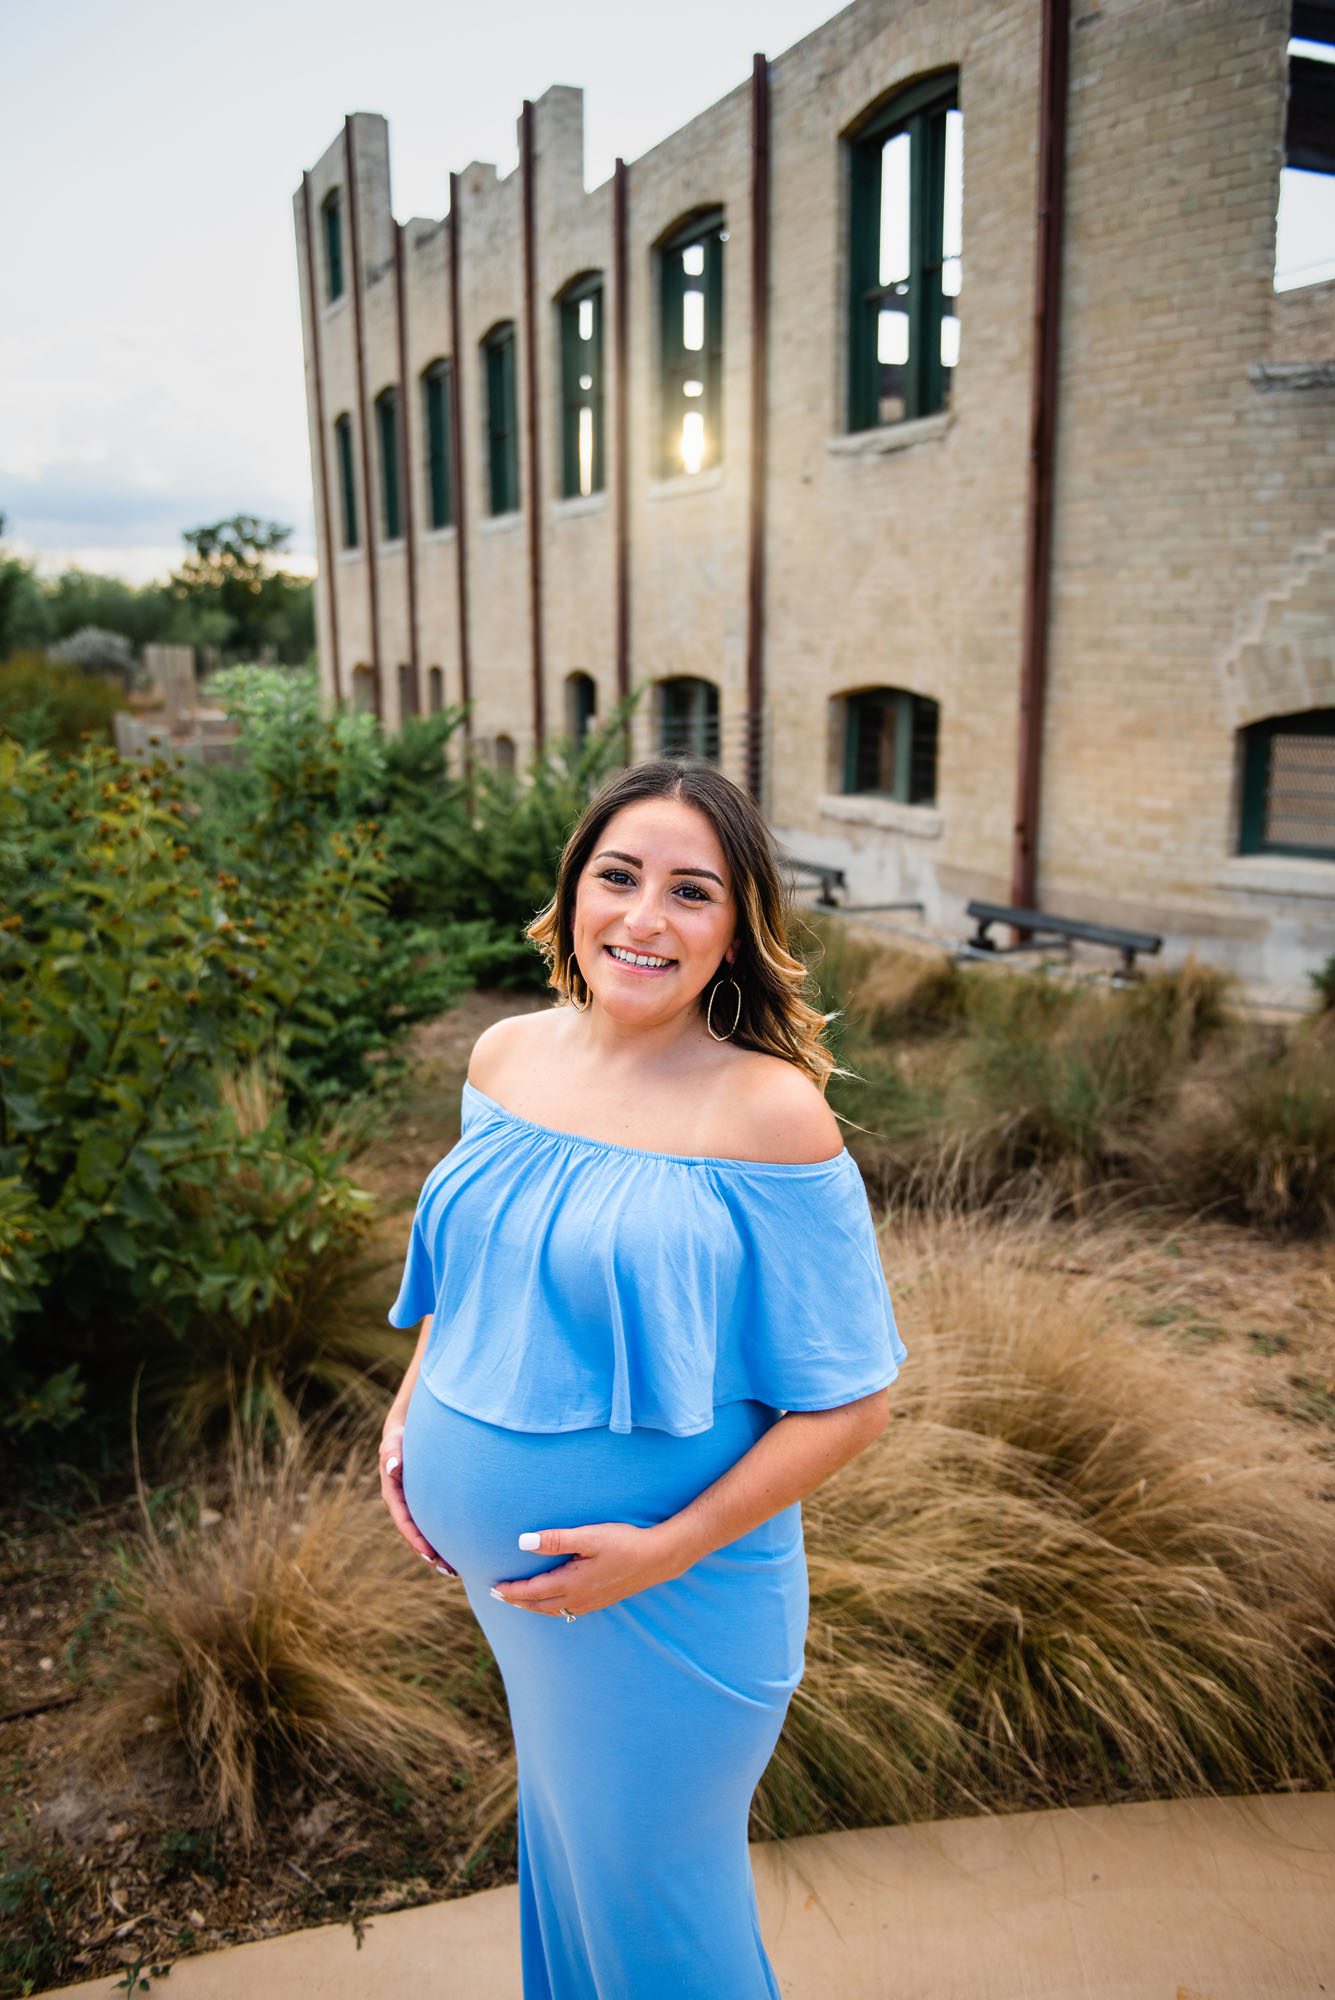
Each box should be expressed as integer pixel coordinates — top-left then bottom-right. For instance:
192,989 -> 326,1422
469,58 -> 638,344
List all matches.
623,880 -> 669,937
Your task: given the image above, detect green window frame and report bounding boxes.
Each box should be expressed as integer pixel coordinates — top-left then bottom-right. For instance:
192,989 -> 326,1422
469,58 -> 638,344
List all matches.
375,387 -> 403,542
1239,709 -> 1335,859
322,188 -> 344,304
483,322 -> 520,516
334,412 -> 358,549
658,676 -> 720,763
659,212 -> 724,476
847,72 -> 961,431
559,277 -> 605,498
422,359 -> 454,529
842,687 -> 939,804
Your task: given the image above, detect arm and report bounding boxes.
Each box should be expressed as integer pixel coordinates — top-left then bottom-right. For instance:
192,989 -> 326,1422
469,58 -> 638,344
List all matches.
379,1315 -> 458,1574
493,1389 -> 888,1616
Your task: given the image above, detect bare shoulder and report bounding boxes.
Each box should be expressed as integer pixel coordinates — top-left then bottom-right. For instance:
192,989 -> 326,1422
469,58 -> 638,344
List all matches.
723,1050 -> 843,1165
468,1009 -> 559,1095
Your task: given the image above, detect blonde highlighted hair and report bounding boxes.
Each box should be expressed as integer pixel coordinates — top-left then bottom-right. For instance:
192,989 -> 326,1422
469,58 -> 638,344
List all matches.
525,758 -> 838,1090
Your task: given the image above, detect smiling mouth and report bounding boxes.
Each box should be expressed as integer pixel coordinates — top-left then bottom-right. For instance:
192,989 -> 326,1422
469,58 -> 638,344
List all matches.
605,945 -> 677,971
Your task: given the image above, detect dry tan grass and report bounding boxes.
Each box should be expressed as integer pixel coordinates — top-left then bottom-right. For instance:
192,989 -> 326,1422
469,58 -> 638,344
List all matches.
68,1410 -> 500,1848
757,1205 -> 1335,1838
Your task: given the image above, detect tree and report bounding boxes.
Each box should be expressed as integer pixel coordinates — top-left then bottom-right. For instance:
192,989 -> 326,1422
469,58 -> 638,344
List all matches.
167,515 -> 313,662
0,514 -> 53,661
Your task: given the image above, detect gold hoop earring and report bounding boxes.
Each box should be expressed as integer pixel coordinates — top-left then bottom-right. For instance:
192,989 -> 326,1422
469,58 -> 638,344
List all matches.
568,972 -> 590,1014
706,976 -> 742,1042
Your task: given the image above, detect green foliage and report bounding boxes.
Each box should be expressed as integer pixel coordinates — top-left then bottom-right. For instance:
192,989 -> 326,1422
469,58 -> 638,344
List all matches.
0,1812 -> 79,1998
166,517 -> 314,664
1310,953 -> 1335,1013
0,654 -> 123,751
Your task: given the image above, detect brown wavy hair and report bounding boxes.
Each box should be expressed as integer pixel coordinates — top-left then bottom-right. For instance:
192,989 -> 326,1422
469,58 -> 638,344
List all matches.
525,758 -> 838,1089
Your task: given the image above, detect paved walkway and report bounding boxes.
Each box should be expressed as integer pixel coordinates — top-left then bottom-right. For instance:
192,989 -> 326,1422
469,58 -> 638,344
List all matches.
43,1792 -> 1334,1998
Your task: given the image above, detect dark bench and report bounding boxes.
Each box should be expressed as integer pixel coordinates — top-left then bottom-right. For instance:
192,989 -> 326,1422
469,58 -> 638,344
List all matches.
777,853 -> 926,919
965,900 -> 1163,977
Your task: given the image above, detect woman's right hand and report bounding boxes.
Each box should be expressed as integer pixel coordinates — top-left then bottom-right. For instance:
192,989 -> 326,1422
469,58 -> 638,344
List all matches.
379,1411 -> 459,1578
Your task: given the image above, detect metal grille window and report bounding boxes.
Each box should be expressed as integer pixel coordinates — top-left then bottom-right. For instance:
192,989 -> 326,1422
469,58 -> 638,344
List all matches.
1240,709 -> 1335,858
559,277 -> 605,498
483,323 -> 520,516
847,73 -> 961,430
842,687 -> 939,804
659,213 -> 724,476
322,188 -> 344,303
375,387 -> 403,542
421,360 -> 454,530
334,412 -> 358,549
658,677 -> 720,763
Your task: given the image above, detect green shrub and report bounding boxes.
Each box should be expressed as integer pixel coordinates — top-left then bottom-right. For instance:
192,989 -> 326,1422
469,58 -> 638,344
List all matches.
0,653 -> 123,750
1310,953 -> 1335,1013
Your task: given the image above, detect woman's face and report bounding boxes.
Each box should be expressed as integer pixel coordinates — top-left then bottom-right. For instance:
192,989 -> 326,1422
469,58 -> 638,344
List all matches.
571,796 -> 739,1027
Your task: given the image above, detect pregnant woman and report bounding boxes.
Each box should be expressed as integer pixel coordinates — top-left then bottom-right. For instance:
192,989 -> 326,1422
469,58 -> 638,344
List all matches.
379,756 -> 906,1999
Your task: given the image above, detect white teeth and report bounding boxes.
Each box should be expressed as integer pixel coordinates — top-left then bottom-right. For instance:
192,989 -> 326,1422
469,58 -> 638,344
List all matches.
608,945 -> 674,969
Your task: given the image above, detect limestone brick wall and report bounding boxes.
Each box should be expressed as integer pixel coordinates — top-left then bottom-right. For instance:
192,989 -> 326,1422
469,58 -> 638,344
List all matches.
292,0 -> 1334,996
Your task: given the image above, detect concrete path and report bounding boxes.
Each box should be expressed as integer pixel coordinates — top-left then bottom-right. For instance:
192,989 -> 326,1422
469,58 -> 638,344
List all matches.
42,1792 -> 1334,1998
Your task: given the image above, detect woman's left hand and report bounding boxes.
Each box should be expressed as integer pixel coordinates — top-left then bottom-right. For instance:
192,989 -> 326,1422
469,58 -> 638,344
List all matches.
490,1521 -> 684,1617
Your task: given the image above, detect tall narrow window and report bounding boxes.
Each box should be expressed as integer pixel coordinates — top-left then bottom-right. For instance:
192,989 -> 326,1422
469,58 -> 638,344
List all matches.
1240,709 -> 1335,858
375,387 -> 403,542
1274,22 -> 1335,289
334,412 -> 358,549
494,732 -> 517,776
322,188 -> 344,303
659,213 -> 724,476
483,322 -> 519,516
397,661 -> 417,721
847,74 -> 961,430
427,666 -> 444,714
565,671 -> 597,748
559,277 -> 605,498
840,687 -> 939,804
658,676 -> 720,762
421,359 -> 454,529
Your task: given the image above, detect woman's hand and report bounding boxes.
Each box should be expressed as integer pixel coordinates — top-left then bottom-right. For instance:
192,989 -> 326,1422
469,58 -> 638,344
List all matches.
489,1521 -> 681,1617
379,1414 -> 458,1578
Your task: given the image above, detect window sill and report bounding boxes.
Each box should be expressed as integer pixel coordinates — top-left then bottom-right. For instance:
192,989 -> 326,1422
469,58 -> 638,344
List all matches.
817,792 -> 943,838
1215,854 -> 1335,898
336,547 -> 362,564
648,467 -> 724,502
477,511 -> 524,536
552,492 -> 608,521
1247,360 -> 1335,392
826,411 -> 955,458
322,294 -> 349,323
421,525 -> 457,545
378,537 -> 406,553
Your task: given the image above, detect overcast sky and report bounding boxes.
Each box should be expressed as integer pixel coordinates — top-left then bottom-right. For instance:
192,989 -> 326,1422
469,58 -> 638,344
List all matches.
3,7 -> 1330,587
0,0 -> 836,582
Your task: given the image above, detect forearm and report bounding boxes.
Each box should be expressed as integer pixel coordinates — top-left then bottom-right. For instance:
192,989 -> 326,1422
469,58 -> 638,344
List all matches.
649,1394 -> 888,1575
385,1315 -> 433,1428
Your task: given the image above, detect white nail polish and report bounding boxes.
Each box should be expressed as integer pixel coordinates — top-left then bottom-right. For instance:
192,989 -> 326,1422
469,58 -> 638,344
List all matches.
490,1586 -> 507,1601
517,1532 -> 540,1551
385,1457 -> 399,1475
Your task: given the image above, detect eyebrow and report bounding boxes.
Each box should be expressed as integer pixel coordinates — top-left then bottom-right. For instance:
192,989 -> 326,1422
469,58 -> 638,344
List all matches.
595,848 -> 727,890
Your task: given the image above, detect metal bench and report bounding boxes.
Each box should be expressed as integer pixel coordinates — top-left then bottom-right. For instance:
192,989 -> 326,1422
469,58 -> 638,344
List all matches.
965,899 -> 1163,978
777,852 -> 926,918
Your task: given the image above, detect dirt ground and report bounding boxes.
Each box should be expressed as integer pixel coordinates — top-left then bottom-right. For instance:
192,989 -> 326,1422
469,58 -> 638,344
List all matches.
2,985 -> 1332,1996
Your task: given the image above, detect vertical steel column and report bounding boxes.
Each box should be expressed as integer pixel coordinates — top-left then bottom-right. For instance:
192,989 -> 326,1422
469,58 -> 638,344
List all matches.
520,101 -> 546,753
343,117 -> 383,719
393,219 -> 421,715
300,171 -> 342,703
745,53 -> 771,805
447,171 -> 474,765
1011,0 -> 1071,921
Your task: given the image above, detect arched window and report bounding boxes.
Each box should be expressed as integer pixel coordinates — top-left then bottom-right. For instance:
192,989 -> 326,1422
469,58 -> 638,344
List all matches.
659,212 -> 725,476
421,359 -> 454,529
374,387 -> 403,542
333,412 -> 358,549
1239,708 -> 1335,858
837,685 -> 938,803
494,732 -> 517,776
557,274 -> 605,498
428,666 -> 444,714
322,187 -> 344,303
657,676 -> 720,763
482,322 -> 519,515
397,662 -> 417,722
565,671 -> 597,748
350,664 -> 376,716
846,72 -> 961,430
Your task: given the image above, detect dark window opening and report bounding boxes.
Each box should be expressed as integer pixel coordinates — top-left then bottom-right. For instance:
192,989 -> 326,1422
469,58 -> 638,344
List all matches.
842,686 -> 939,805
659,213 -> 725,476
1275,13 -> 1335,289
375,387 -> 403,542
322,188 -> 344,303
658,676 -> 720,763
422,359 -> 454,530
1239,708 -> 1335,858
334,412 -> 358,550
483,323 -> 520,516
398,662 -> 418,721
494,732 -> 517,776
559,276 -> 605,498
847,73 -> 961,429
565,671 -> 597,748
428,666 -> 444,714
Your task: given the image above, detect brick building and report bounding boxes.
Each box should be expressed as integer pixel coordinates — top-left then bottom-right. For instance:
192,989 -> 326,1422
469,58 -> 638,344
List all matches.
292,0 -> 1335,994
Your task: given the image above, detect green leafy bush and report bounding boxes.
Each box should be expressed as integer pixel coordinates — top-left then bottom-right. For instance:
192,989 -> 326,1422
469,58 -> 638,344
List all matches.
0,653 -> 123,750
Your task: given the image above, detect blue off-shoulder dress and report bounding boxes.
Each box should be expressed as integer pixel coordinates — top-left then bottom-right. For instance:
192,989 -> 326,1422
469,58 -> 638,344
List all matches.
389,1080 -> 907,2000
